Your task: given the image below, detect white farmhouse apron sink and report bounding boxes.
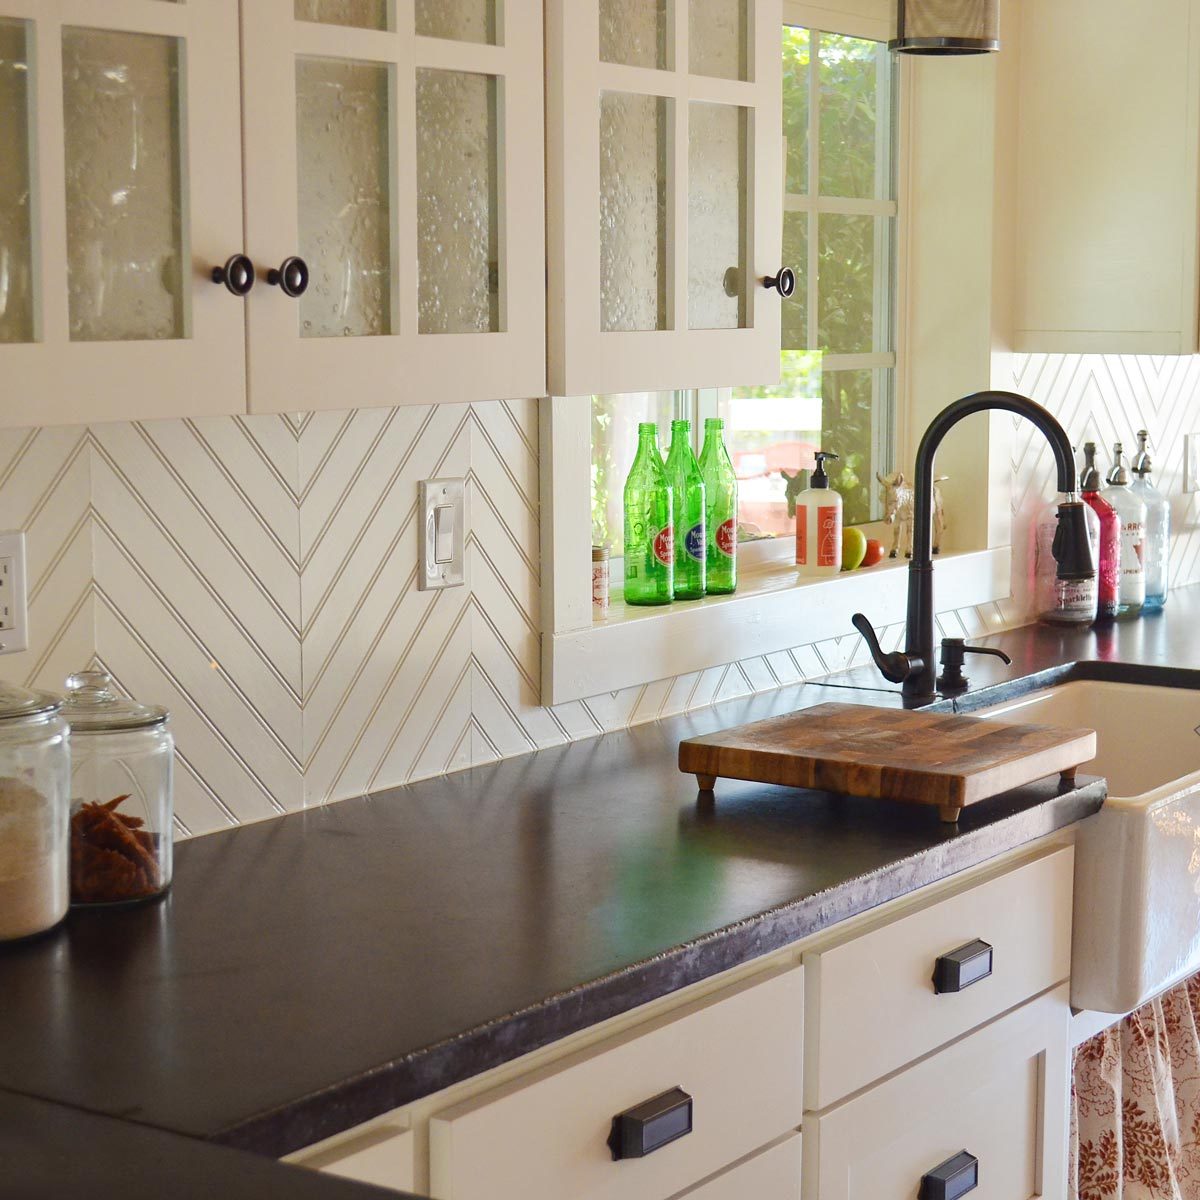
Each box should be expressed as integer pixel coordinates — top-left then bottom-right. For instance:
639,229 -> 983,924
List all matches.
971,679 -> 1200,1014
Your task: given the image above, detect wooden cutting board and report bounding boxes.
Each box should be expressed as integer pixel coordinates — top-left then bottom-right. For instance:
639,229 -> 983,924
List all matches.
678,703 -> 1097,823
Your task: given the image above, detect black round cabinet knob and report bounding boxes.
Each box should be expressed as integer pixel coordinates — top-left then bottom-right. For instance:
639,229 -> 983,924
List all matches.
267,256 -> 310,299
764,268 -> 796,298
211,254 -> 255,297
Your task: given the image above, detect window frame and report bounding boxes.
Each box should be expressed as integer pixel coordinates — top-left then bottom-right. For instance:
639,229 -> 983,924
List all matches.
540,0 -> 1015,706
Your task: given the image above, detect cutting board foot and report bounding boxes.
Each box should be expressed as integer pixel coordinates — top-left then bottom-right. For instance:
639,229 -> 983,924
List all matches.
695,774 -> 717,792
938,804 -> 962,824
1059,767 -> 1077,786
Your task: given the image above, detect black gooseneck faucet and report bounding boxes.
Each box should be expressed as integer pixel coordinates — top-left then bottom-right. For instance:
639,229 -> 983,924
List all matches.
852,390 -> 1096,700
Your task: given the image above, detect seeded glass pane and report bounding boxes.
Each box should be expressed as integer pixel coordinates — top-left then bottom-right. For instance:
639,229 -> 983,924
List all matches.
415,0 -> 496,43
817,214 -> 879,354
782,212 -> 808,351
818,33 -> 886,199
689,0 -> 748,81
600,0 -> 667,69
416,70 -> 499,335
783,26 -> 809,195
822,367 -> 883,525
600,93 -> 667,333
296,57 -> 392,338
689,102 -> 747,330
0,21 -> 33,343
63,28 -> 184,342
294,0 -> 389,31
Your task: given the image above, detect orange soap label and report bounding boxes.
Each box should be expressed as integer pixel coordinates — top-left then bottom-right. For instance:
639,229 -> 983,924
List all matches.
796,510 -> 807,565
817,505 -> 842,567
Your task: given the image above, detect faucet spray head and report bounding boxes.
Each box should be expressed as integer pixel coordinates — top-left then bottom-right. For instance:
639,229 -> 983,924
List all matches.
1052,497 -> 1096,581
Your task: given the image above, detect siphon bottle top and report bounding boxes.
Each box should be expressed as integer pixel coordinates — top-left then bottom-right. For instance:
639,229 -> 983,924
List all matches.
1080,443 -> 1103,493
1105,442 -> 1131,487
1132,429 -> 1154,477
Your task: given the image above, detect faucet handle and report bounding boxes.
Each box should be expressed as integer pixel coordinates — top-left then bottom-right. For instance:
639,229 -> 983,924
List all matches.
851,613 -> 921,685
936,638 -> 1012,693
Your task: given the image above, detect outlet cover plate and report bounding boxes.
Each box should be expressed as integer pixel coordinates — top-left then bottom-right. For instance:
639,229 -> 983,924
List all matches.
418,479 -> 465,591
0,531 -> 29,654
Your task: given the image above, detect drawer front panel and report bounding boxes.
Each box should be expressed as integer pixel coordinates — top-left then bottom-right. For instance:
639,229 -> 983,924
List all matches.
680,1135 -> 802,1200
804,986 -> 1070,1200
293,1123 -> 414,1191
430,965 -> 804,1200
807,846 -> 1073,1108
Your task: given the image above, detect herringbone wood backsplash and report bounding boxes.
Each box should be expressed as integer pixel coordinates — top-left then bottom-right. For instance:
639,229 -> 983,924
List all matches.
2,355 -> 1198,835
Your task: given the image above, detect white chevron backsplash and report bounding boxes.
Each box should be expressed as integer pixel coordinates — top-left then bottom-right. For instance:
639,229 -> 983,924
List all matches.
2,353 -> 1199,836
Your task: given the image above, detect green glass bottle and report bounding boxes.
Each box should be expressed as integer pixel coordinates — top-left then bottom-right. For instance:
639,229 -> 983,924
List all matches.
665,419 -> 706,600
623,422 -> 674,606
699,417 -> 737,594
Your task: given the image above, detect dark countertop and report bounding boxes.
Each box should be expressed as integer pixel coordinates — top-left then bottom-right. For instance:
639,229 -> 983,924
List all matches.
5,586 -> 1200,1193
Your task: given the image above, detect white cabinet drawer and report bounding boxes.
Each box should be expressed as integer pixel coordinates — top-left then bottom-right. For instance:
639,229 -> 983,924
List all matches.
805,846 -> 1073,1108
803,985 -> 1071,1200
429,965 -> 804,1200
292,1123 -> 415,1192
680,1135 -> 802,1200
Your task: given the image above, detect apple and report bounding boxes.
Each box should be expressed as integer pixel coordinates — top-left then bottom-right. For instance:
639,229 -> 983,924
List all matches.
842,526 -> 868,571
861,538 -> 885,568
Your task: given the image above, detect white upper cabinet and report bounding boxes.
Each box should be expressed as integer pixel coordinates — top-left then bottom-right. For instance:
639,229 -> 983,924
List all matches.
0,0 -> 247,426
240,0 -> 546,412
546,0 -> 785,396
1013,0 -> 1200,354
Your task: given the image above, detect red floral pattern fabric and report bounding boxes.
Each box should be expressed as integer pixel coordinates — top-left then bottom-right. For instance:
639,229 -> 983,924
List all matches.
1072,976 -> 1200,1199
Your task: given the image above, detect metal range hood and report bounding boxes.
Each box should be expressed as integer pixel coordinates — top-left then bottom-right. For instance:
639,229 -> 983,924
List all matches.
890,0 -> 1000,55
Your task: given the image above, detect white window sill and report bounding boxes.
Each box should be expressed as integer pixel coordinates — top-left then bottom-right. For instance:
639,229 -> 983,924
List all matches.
543,546 -> 1012,705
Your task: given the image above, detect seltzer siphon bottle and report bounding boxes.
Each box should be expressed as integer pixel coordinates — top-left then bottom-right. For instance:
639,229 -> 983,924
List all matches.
665,419 -> 706,600
1102,442 -> 1147,620
1131,429 -> 1171,612
699,418 -> 738,595
623,422 -> 674,606
1080,442 -> 1120,620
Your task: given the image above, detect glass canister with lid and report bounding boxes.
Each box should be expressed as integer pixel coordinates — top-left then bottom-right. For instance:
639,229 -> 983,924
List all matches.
0,682 -> 70,941
61,670 -> 173,906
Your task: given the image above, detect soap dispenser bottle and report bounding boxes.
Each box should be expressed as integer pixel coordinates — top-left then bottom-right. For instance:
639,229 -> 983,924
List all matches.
794,451 -> 842,578
1102,442 -> 1147,619
1131,429 -> 1170,612
1080,443 -> 1120,621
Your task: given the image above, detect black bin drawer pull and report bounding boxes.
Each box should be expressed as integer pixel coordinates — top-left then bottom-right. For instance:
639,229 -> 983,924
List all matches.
919,1150 -> 979,1200
607,1087 -> 693,1160
933,939 -> 994,994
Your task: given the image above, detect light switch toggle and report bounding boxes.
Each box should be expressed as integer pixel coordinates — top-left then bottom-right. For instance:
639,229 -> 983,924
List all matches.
419,479 -> 465,591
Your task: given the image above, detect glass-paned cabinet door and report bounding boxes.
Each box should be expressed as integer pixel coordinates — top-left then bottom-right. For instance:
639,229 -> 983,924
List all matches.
241,0 -> 546,412
0,0 -> 246,428
547,0 -> 783,395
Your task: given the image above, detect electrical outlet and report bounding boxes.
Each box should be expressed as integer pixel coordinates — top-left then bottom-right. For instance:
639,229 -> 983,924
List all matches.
1186,433 -> 1200,494
0,532 -> 29,654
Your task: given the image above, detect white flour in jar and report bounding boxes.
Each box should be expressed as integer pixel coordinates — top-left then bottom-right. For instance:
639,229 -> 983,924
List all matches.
0,776 -> 67,940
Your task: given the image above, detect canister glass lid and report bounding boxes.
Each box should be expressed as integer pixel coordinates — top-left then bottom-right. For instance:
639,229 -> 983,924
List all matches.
61,670 -> 168,732
0,680 -> 61,722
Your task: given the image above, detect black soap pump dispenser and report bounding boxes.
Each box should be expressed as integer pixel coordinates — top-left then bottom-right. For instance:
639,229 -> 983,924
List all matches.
794,452 -> 842,578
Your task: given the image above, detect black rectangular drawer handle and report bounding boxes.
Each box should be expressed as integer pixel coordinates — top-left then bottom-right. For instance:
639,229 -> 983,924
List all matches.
607,1087 -> 693,1160
919,1150 -> 979,1200
933,939 -> 993,994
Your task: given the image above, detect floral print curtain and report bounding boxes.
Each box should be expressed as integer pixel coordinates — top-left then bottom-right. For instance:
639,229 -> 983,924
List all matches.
1072,975 -> 1200,1199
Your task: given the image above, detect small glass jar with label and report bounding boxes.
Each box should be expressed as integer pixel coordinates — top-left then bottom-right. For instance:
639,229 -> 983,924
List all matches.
592,544 -> 611,616
61,671 -> 174,906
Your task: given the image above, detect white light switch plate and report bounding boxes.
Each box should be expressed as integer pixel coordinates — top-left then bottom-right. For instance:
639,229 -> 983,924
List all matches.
418,479 -> 465,591
1186,433 -> 1200,494
0,531 -> 29,654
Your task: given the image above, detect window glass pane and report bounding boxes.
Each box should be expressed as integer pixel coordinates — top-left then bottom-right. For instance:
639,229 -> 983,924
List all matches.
690,0 -> 748,81
63,28 -> 185,342
817,213 -> 877,355
601,0 -> 667,69
822,367 -> 887,525
295,0 -> 389,30
688,101 -> 748,330
0,19 -> 34,344
592,393 -> 680,547
415,0 -> 496,45
416,70 -> 500,334
818,33 -> 887,199
296,56 -> 392,338
601,93 -> 668,333
781,211 -> 808,351
783,25 -> 809,195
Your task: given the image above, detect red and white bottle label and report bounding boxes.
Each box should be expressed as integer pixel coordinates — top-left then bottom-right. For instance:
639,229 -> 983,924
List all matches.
653,526 -> 674,566
817,505 -> 842,568
715,519 -> 736,558
796,513 -> 807,565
